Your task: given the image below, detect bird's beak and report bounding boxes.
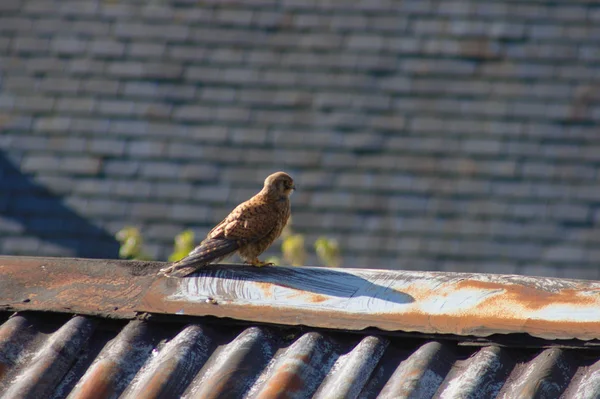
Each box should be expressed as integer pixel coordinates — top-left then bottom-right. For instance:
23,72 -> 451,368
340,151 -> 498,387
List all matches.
292,185 -> 296,191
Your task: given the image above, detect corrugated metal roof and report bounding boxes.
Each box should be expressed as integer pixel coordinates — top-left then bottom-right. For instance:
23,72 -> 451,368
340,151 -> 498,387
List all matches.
1,312 -> 600,398
3,255 -> 600,398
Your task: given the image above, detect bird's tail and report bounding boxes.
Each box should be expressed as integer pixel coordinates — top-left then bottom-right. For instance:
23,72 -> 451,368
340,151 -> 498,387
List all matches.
158,238 -> 239,277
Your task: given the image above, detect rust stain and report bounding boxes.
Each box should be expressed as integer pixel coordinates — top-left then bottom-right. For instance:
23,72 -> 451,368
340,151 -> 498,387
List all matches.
306,293 -> 328,303
256,282 -> 274,298
256,369 -> 305,398
0,362 -> 6,381
255,351 -> 311,398
71,360 -> 116,399
456,279 -> 597,310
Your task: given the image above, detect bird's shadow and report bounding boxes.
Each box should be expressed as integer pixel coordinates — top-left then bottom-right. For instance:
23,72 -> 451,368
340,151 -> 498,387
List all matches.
182,264 -> 414,305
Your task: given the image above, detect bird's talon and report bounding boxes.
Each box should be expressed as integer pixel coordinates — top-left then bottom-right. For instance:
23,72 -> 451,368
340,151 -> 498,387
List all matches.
249,260 -> 273,267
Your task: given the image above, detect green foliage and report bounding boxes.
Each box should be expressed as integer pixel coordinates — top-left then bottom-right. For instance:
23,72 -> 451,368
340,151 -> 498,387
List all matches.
314,236 -> 342,268
115,227 -> 152,261
116,223 -> 342,267
168,230 -> 195,262
266,219 -> 342,267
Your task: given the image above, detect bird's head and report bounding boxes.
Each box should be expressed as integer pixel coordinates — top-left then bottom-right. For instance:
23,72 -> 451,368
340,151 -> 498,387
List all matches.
263,171 -> 295,199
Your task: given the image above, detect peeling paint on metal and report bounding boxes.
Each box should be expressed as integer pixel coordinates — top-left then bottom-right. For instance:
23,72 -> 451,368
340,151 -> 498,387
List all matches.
313,335 -> 389,399
5,257 -> 600,340
438,346 -> 512,399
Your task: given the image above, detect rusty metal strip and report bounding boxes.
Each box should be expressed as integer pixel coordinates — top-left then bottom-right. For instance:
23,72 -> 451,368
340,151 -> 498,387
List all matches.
4,256 -> 600,341
0,256 -> 160,318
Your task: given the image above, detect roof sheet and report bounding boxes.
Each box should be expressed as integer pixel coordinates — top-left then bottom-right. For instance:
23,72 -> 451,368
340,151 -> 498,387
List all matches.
1,312 -> 600,399
3,255 -> 600,398
3,256 -> 600,340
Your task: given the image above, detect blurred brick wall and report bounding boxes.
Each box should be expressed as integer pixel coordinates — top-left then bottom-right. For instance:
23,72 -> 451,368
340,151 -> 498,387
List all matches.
1,0 -> 600,277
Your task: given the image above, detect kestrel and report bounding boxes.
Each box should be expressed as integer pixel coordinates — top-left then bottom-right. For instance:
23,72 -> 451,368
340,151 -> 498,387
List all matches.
159,171 -> 295,277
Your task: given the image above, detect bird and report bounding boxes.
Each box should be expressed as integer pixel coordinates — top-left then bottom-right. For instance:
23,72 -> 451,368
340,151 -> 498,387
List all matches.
159,171 -> 295,277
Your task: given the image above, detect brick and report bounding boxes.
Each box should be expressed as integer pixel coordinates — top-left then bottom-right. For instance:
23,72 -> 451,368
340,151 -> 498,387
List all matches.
331,15 -> 368,30
71,20 -> 110,36
462,139 -> 503,154
34,117 -> 71,133
97,100 -> 135,116
12,36 -> 50,53
107,61 -> 143,77
131,202 -> 170,219
56,97 -> 96,113
128,141 -> 167,158
216,9 -> 254,25
168,45 -> 208,61
60,157 -> 102,175
51,37 -> 87,54
152,182 -> 194,200
0,94 -> 15,110
123,82 -> 159,98
112,181 -> 152,198
144,223 -> 185,241
21,155 -> 60,172
201,88 -> 236,102
68,59 -> 106,75
85,199 -> 128,217
346,34 -> 385,51
88,139 -> 127,156
81,79 -> 120,95
231,129 -> 267,144
159,84 -> 196,101
0,0 -> 20,11
192,185 -> 230,202
141,5 -> 174,20
90,39 -> 126,56
178,164 -> 219,182
73,179 -> 112,196
140,162 -> 181,179
9,135 -> 48,151
133,102 -> 172,119
99,3 -> 136,18
4,76 -> 38,91
14,96 -> 54,112
39,77 -> 81,94
129,42 -> 166,58
71,118 -> 110,134
107,61 -> 182,80
169,204 -> 210,222
298,33 -> 342,50
3,237 -> 41,254
215,106 -> 250,122
543,246 -> 585,263
109,121 -> 147,136
0,115 -> 32,131
0,216 -> 25,233
58,1 -> 98,16
173,105 -> 213,122
47,136 -> 86,153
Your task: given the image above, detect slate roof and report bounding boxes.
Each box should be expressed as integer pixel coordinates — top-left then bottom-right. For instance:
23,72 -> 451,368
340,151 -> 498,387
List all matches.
3,256 -> 600,398
1,0 -> 600,277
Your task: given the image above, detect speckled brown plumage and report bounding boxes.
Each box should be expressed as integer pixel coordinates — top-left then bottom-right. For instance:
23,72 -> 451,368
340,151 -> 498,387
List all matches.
159,171 -> 294,277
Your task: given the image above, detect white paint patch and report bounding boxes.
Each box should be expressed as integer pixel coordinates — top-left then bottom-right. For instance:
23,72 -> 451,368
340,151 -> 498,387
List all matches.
534,304 -> 600,323
417,288 -> 504,315
170,274 -> 413,314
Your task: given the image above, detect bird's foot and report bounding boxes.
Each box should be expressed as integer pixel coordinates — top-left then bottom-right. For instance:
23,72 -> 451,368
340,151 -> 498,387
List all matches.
247,259 -> 274,267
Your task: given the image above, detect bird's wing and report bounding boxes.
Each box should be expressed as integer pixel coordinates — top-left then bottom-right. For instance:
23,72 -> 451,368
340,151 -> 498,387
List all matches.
208,198 -> 279,243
